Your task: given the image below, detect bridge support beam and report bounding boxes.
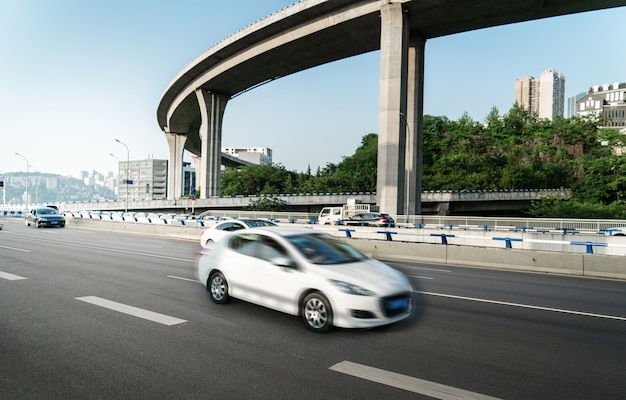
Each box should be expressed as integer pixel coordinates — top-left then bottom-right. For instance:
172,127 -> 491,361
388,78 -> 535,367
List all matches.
164,131 -> 187,200
377,2 -> 424,216
406,33 -> 424,216
196,89 -> 228,199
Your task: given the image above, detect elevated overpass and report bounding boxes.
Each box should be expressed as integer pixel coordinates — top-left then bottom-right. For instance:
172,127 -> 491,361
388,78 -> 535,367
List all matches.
157,0 -> 625,212
27,189 -> 570,216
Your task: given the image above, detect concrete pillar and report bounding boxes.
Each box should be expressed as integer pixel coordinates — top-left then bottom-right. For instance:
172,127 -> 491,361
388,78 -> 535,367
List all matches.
377,2 -> 408,215
164,132 -> 187,200
406,33 -> 425,215
196,89 -> 228,199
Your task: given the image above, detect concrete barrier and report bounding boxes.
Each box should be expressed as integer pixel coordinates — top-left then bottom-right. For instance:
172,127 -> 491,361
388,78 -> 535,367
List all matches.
66,217 -> 625,281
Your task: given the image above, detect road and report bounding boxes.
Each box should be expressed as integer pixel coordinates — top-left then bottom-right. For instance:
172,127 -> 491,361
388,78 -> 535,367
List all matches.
1,218 -> 625,399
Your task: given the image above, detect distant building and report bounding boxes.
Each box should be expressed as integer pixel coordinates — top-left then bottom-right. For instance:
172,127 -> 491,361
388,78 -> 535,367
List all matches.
575,82 -> 626,132
568,92 -> 586,118
182,161 -> 196,196
515,69 -> 565,120
117,158 -> 168,201
514,76 -> 539,116
222,147 -> 272,165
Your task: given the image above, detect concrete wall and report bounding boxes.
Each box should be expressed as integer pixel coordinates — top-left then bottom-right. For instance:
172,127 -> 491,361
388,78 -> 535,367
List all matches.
66,218 -> 626,281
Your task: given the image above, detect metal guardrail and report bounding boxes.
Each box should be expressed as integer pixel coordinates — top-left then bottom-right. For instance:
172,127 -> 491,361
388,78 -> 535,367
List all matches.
5,208 -> 626,234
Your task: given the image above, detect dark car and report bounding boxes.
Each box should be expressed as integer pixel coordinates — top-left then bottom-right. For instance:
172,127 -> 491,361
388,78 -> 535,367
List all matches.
25,207 -> 65,228
347,212 -> 395,227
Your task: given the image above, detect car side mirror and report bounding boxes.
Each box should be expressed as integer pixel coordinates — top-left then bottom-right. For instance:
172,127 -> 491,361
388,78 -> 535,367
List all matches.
271,256 -> 295,269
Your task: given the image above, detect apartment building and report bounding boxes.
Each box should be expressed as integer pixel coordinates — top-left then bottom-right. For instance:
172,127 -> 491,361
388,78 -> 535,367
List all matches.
574,82 -> 626,132
515,69 -> 565,120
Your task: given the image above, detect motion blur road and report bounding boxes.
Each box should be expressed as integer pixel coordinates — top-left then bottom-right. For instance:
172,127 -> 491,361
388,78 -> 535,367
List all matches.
1,218 -> 625,399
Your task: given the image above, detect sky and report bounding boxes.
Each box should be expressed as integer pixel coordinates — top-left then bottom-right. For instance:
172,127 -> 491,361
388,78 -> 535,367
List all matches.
1,1 -> 625,179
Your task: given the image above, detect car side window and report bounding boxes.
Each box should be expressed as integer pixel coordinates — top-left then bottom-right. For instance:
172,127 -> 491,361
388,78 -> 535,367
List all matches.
257,236 -> 288,262
229,222 -> 245,231
216,222 -> 234,231
229,234 -> 293,265
228,233 -> 259,257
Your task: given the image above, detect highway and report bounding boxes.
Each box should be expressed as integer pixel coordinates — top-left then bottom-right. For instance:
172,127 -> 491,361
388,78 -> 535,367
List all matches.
1,218 -> 625,400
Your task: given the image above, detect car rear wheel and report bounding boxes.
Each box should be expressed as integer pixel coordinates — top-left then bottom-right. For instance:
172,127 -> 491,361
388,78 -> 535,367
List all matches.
302,293 -> 333,333
25,219 -> 30,227
209,271 -> 229,304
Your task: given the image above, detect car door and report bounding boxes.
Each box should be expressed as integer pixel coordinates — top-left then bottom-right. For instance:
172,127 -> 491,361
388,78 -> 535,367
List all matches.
226,233 -> 305,315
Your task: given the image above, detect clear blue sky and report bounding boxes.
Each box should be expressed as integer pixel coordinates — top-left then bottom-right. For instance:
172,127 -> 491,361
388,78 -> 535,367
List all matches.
1,1 -> 625,178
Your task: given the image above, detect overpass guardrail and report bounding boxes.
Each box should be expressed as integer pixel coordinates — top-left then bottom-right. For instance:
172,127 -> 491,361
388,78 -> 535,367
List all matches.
4,210 -> 623,280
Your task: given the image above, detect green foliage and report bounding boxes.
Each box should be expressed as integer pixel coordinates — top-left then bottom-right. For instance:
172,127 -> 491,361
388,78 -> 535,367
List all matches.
527,196 -> 626,219
220,107 -> 626,218
247,196 -> 288,211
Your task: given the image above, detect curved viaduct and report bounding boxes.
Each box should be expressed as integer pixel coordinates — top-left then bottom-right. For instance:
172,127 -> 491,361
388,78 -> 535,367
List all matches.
157,0 -> 625,214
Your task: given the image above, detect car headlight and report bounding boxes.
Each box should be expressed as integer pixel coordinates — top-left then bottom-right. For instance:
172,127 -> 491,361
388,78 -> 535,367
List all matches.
329,279 -> 375,296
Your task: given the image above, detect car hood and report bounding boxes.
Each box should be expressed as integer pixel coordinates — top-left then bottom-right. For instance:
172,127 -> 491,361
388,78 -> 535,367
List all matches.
314,258 -> 411,294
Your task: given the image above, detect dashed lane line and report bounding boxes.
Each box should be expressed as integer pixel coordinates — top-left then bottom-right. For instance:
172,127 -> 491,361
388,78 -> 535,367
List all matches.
417,290 -> 626,321
76,296 -> 187,326
330,361 -> 502,400
0,271 -> 28,281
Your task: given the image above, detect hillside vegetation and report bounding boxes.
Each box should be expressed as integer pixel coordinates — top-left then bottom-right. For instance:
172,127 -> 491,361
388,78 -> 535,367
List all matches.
222,104 -> 626,218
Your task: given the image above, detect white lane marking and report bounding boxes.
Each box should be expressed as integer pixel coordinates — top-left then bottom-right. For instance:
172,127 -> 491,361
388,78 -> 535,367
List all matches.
330,361 -> 502,400
0,244 -> 30,252
76,296 -> 187,326
407,275 -> 434,280
0,271 -> 28,280
417,291 -> 626,321
167,275 -> 199,283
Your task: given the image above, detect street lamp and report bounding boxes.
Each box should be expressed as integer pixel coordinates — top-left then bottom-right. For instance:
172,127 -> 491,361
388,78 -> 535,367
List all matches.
114,139 -> 129,214
15,152 -> 29,210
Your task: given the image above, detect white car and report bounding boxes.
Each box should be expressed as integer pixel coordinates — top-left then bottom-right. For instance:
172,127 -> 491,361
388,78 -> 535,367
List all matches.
200,218 -> 277,247
197,227 -> 413,332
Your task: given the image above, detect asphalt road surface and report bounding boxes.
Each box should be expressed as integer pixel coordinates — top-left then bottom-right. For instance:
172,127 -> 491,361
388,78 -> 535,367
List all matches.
1,218 -> 625,399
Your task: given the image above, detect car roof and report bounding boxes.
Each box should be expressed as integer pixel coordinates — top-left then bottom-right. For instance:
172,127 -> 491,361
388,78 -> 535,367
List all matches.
232,226 -> 322,237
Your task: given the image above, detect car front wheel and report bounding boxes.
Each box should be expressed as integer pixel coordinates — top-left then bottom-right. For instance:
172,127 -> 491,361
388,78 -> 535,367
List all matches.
209,271 -> 229,304
302,293 -> 333,333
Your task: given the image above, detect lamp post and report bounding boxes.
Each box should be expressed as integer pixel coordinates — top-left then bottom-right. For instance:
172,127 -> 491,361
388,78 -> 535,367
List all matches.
15,152 -> 29,210
114,139 -> 129,213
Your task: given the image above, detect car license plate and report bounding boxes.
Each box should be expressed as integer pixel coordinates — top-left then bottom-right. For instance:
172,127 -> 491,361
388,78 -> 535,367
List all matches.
387,297 -> 408,311
51,221 -> 58,224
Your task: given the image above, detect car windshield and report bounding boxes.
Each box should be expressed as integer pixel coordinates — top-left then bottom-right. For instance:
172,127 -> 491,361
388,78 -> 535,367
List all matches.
242,219 -> 277,227
39,209 -> 57,215
285,233 -> 368,265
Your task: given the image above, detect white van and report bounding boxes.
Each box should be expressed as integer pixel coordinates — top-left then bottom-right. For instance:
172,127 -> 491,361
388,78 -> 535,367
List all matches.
318,207 -> 343,225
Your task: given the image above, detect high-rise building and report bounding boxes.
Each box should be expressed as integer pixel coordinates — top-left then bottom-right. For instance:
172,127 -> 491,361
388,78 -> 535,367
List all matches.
515,69 -> 565,120
538,69 -> 565,120
575,82 -> 626,132
222,147 -> 273,165
514,76 -> 539,115
117,158 -> 168,201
